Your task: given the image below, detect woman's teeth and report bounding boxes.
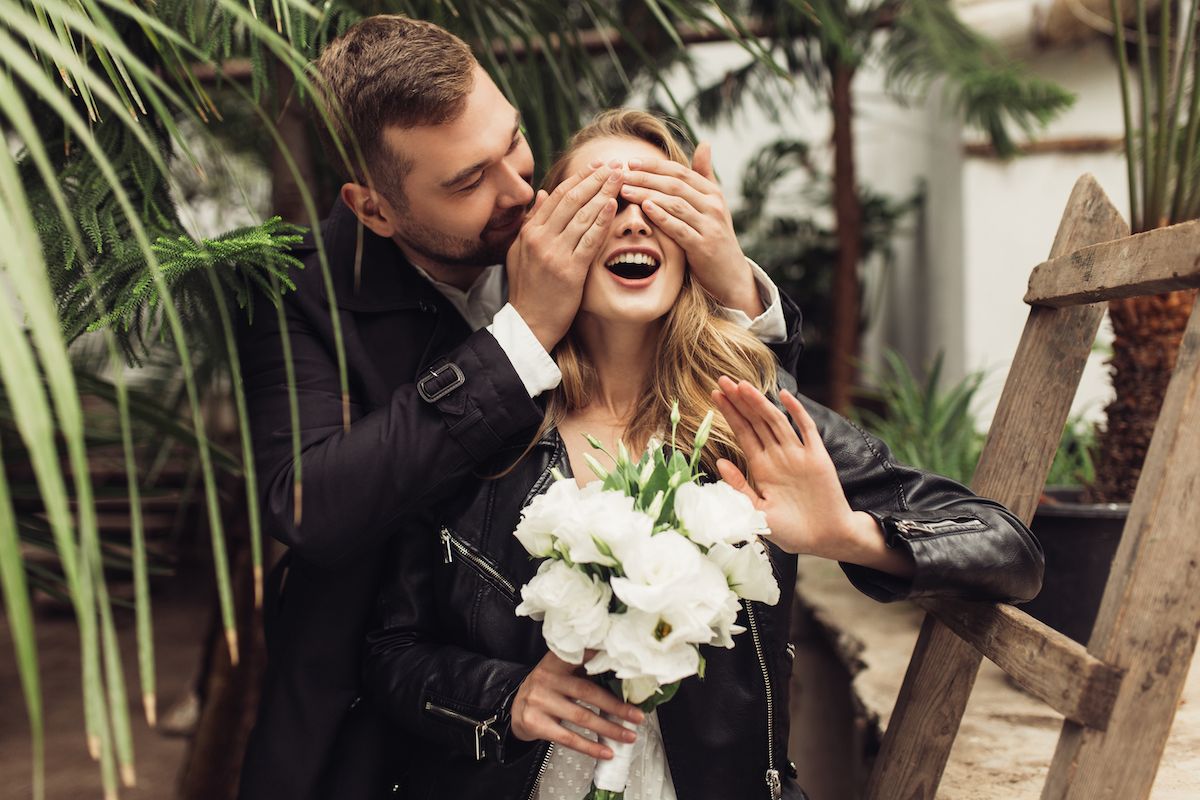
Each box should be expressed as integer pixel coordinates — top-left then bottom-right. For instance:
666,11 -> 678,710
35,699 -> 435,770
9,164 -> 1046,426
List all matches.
604,252 -> 660,280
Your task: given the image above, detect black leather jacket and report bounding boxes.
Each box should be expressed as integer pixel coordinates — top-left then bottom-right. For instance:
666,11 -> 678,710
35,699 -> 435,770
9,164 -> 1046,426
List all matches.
363,394 -> 1043,800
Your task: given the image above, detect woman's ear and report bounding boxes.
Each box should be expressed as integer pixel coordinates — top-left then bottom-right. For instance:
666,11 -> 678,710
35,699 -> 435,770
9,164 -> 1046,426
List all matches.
340,182 -> 399,238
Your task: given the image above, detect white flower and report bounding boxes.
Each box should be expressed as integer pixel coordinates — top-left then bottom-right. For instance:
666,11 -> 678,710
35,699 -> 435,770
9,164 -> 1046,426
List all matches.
513,478 -> 582,558
515,560 -> 612,664
554,484 -> 654,567
620,675 -> 663,705
707,592 -> 746,649
610,530 -> 729,625
707,540 -> 780,606
585,608 -> 703,689
674,481 -> 768,548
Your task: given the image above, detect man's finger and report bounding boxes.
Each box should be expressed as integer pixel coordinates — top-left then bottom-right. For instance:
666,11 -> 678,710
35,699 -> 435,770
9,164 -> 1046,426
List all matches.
625,156 -> 712,193
640,198 -> 703,249
531,173 -> 585,227
546,167 -> 618,234
572,198 -> 617,258
692,141 -> 716,183
621,171 -> 710,209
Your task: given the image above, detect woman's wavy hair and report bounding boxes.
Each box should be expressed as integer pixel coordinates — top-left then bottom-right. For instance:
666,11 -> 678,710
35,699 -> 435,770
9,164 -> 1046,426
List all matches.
515,109 -> 777,477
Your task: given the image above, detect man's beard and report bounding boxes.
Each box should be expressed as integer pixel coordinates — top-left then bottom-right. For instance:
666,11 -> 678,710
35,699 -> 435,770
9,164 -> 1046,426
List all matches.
394,207 -> 523,269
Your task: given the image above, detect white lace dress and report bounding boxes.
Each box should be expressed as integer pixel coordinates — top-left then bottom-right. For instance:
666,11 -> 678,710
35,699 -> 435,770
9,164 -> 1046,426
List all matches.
533,709 -> 678,800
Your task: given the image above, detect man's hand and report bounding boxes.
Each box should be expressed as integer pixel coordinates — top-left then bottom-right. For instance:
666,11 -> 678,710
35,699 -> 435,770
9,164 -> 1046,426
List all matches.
507,166 -> 624,352
618,142 -> 763,318
510,651 -> 644,759
710,377 -> 915,578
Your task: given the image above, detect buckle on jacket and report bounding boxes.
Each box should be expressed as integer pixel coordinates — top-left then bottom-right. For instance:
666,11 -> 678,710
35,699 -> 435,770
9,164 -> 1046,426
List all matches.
417,362 -> 465,403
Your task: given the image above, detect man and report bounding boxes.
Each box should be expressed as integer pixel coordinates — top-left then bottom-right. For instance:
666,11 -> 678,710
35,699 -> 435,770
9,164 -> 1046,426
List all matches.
237,14 -> 802,799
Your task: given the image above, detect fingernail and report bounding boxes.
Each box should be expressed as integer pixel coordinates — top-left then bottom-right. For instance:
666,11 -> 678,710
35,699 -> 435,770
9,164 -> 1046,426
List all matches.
607,158 -> 622,168
589,159 -> 603,168
623,731 -> 637,743
631,709 -> 645,723
601,748 -> 614,760
628,158 -> 642,169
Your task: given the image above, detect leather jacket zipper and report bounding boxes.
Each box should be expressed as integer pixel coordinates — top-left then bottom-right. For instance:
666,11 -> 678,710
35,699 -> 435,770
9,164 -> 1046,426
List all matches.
894,517 -> 987,537
745,600 -> 782,800
423,700 -> 502,761
440,526 -> 518,602
525,742 -> 554,799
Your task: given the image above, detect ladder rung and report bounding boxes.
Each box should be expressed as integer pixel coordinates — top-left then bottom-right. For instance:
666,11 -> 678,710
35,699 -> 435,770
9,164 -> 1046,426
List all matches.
917,598 -> 1123,730
1026,218 -> 1200,307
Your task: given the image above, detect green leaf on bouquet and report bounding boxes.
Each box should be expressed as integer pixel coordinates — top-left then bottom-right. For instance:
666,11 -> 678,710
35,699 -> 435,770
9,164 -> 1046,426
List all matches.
697,654 -> 707,680
636,464 -> 669,510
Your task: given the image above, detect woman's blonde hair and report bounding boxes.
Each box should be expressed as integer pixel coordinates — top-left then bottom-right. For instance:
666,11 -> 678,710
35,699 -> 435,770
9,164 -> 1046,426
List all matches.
528,109 -> 778,476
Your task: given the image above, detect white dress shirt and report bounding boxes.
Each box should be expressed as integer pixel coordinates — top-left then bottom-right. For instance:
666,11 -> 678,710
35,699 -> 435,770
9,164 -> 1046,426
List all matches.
412,261 -> 788,398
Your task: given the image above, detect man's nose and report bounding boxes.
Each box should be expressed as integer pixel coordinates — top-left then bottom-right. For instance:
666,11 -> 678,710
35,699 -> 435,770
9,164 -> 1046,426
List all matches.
496,160 -> 535,208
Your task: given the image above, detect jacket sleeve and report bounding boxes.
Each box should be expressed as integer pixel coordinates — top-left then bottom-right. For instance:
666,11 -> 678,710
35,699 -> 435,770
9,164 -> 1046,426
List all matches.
238,287 -> 544,568
362,530 -> 534,765
799,397 -> 1044,604
767,290 -> 804,380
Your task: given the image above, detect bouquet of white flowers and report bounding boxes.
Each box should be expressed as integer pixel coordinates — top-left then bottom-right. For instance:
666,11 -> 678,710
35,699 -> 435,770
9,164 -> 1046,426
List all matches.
513,403 -> 781,800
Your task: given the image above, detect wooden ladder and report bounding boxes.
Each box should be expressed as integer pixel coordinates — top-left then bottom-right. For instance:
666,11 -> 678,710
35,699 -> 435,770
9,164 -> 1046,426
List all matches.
863,175 -> 1200,800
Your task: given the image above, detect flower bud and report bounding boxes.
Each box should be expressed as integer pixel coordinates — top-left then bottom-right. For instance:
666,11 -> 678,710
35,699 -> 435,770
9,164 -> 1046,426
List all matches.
583,452 -> 610,481
584,433 -> 605,451
693,410 -> 715,452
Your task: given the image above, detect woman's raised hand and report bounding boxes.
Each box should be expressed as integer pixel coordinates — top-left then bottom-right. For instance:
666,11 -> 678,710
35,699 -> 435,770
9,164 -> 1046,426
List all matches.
710,378 -> 912,579
510,650 -> 644,759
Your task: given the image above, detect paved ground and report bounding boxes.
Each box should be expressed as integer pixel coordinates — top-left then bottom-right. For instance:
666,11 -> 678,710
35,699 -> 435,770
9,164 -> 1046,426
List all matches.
0,567 -> 212,800
796,557 -> 1200,800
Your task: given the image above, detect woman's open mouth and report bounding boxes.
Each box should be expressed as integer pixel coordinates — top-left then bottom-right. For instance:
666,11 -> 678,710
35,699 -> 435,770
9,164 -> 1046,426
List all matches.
604,251 -> 660,283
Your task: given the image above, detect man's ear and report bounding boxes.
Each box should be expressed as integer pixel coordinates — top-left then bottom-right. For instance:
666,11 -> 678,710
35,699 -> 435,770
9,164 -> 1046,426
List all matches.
340,182 -> 398,238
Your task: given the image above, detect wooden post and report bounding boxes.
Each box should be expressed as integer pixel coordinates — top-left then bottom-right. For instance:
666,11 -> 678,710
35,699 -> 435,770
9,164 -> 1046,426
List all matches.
1042,289 -> 1200,799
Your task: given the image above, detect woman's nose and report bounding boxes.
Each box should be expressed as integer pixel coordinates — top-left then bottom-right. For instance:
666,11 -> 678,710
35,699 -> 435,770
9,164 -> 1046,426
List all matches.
618,202 -> 652,236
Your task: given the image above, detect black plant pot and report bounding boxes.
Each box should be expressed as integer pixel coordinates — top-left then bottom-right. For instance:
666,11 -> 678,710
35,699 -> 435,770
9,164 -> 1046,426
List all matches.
1022,488 -> 1130,645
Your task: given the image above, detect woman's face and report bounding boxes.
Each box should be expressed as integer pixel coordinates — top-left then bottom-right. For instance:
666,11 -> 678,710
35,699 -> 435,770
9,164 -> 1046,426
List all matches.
561,136 -> 687,327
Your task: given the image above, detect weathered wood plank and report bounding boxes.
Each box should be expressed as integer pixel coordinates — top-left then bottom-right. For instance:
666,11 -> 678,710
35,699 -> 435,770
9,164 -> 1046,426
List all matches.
918,599 -> 1123,729
1025,218 -> 1200,308
865,174 -> 1128,800
1043,291 -> 1200,800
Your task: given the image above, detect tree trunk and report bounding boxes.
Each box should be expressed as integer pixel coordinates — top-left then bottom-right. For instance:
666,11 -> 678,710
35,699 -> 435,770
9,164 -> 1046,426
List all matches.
828,60 -> 862,414
270,59 -> 320,226
1085,288 -> 1197,503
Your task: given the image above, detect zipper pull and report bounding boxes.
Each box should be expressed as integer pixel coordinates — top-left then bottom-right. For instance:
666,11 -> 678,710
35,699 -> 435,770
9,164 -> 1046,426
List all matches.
440,527 -> 454,563
765,768 -> 782,799
474,715 -> 499,761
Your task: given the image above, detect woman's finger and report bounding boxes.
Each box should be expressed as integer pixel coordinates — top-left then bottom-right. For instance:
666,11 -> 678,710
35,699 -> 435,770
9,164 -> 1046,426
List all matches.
735,380 -> 796,448
712,384 -> 763,456
563,675 -> 643,724
542,721 -> 614,760
716,458 -> 761,506
545,696 -> 637,744
719,379 -> 783,448
780,390 -> 819,449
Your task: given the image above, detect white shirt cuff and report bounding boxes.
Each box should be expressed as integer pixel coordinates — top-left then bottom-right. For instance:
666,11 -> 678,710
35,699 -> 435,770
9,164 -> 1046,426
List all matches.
718,260 -> 788,343
486,303 -> 562,398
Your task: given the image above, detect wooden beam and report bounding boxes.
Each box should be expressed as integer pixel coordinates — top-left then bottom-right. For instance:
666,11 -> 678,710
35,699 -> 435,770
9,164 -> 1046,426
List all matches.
963,136 -> 1124,159
918,599 -> 1123,730
1044,289 -> 1200,799
1026,218 -> 1200,308
190,19 -> 779,84
865,174 -> 1128,800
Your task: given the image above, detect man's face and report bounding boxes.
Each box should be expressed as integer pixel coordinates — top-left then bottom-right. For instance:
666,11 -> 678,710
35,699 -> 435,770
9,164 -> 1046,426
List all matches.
380,66 -> 535,270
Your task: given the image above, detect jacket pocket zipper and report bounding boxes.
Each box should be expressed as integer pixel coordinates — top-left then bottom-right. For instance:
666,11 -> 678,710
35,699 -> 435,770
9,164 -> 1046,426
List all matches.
894,517 -> 987,537
424,700 -> 501,761
440,526 -> 518,603
745,600 -> 782,800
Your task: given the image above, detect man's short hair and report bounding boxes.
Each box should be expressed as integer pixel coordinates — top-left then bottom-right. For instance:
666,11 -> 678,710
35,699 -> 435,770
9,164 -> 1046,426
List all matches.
313,15 -> 476,205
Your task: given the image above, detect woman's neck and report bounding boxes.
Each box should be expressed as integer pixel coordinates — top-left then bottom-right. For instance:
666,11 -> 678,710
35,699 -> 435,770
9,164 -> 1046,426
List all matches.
572,313 -> 661,421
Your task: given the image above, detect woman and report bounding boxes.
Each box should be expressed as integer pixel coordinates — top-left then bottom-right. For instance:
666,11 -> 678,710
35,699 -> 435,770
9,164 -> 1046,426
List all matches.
363,110 -> 1042,800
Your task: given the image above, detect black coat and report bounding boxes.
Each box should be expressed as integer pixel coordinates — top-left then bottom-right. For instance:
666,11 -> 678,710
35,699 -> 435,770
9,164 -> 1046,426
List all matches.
362,397 -> 1044,800
236,199 -> 806,800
